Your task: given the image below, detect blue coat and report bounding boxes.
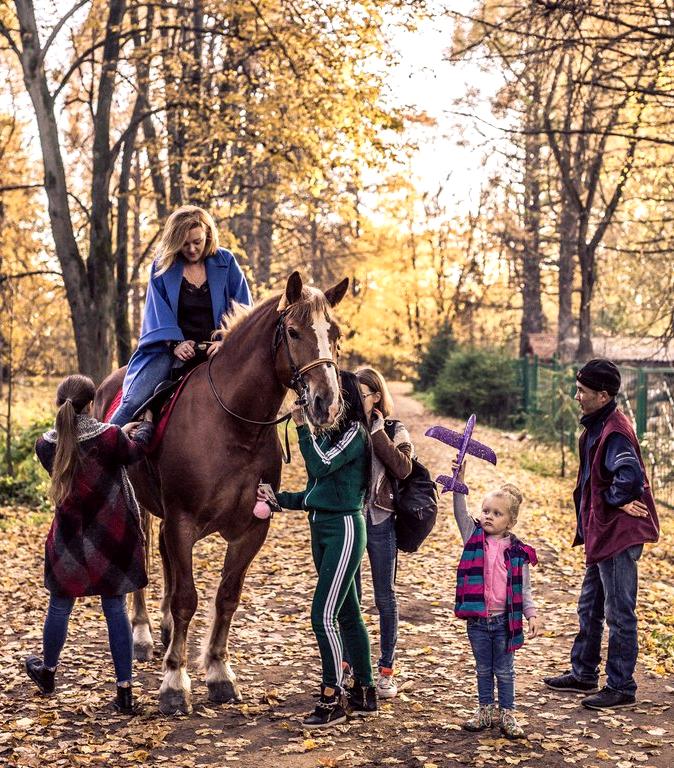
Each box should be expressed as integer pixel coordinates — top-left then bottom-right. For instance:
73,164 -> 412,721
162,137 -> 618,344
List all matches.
122,248 -> 252,397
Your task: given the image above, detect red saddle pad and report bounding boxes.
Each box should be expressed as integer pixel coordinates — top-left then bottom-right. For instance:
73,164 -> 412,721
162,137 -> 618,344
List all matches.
104,366 -> 201,452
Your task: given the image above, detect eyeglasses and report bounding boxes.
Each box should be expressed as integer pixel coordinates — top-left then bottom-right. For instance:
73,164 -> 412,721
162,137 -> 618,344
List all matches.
361,391 -> 376,399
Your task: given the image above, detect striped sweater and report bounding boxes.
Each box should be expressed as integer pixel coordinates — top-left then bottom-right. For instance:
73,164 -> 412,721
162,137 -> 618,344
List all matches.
276,422 -> 368,515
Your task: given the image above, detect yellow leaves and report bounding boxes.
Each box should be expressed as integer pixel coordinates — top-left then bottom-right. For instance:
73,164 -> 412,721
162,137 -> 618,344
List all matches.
302,738 -> 318,751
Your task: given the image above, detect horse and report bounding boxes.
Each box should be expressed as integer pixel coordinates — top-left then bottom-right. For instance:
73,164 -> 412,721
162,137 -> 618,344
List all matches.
94,272 -> 348,715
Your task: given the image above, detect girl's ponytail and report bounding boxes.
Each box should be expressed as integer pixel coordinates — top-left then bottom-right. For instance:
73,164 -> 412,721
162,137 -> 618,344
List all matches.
50,375 -> 96,506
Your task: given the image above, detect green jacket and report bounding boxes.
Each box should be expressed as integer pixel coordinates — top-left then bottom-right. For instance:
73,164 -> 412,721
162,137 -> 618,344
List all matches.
276,422 -> 368,515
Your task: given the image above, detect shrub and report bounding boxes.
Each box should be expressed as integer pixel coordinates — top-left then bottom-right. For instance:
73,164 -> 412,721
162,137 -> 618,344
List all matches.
416,321 -> 456,391
432,347 -> 523,428
0,417 -> 52,508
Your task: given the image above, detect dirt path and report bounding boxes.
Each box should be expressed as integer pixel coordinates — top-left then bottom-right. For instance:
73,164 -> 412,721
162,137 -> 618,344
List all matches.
1,382 -> 673,768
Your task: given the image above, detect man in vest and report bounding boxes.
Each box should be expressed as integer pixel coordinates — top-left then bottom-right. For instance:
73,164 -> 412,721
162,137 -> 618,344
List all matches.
544,359 -> 659,709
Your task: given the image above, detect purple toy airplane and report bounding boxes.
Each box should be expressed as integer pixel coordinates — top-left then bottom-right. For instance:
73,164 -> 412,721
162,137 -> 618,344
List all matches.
425,414 -> 497,495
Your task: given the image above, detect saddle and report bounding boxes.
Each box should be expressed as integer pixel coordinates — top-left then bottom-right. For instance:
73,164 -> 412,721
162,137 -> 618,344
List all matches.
132,379 -> 181,422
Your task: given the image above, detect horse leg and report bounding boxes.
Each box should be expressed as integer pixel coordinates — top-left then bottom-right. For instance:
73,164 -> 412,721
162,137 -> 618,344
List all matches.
158,522 -> 174,649
202,524 -> 269,704
131,508 -> 154,660
130,588 -> 154,661
158,516 -> 198,715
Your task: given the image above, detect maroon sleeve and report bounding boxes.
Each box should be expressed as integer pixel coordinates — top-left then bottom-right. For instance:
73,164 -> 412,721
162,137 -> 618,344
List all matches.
107,423 -> 154,465
35,437 -> 55,475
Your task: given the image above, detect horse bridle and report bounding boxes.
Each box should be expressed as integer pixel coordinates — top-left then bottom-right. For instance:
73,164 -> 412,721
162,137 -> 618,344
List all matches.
206,309 -> 339,460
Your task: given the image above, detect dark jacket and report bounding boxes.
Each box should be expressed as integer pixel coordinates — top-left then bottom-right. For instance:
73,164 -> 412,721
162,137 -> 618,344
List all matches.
276,422 -> 368,515
35,416 -> 153,597
573,407 -> 659,565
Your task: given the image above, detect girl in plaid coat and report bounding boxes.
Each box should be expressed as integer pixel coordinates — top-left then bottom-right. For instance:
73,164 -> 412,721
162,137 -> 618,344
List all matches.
24,375 -> 153,715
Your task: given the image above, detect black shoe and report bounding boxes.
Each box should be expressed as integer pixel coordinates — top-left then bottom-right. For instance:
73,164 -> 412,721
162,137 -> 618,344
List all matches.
302,687 -> 347,730
581,686 -> 636,710
345,679 -> 378,717
25,655 -> 55,695
544,671 -> 598,693
113,685 -> 136,715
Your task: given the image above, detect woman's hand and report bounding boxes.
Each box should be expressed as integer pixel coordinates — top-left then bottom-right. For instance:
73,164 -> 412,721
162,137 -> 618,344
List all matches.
121,421 -> 141,436
174,340 -> 196,361
291,402 -> 306,426
619,500 -> 649,518
206,340 -> 223,358
527,615 -> 540,638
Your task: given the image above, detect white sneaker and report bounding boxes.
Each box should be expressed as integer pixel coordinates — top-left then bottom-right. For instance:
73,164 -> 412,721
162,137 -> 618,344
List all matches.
376,671 -> 397,699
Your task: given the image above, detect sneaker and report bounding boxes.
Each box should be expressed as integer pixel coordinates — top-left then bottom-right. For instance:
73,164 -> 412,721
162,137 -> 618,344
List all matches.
345,679 -> 378,717
500,709 -> 525,739
113,685 -> 137,715
581,686 -> 636,710
376,668 -> 397,699
544,671 -> 599,693
25,656 -> 55,695
463,703 -> 496,732
302,687 -> 347,730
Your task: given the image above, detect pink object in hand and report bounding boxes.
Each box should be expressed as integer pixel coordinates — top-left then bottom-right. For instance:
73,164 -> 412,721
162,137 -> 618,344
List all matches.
253,500 -> 272,519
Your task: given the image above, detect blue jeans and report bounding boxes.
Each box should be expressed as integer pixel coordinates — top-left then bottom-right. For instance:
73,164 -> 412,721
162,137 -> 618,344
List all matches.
365,513 -> 398,669
467,614 -> 515,709
43,594 -> 133,684
109,349 -> 173,426
571,544 -> 642,695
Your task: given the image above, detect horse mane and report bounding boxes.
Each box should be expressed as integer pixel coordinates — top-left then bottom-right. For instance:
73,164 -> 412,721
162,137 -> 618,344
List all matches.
213,286 -> 334,342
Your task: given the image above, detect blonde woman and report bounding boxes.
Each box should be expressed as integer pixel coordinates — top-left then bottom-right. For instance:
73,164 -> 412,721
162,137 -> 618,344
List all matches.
110,206 -> 252,426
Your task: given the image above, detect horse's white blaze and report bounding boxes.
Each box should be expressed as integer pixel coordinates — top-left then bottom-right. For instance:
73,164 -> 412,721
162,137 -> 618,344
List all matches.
160,667 -> 191,693
133,622 -> 153,648
311,307 -> 340,416
204,659 -> 236,684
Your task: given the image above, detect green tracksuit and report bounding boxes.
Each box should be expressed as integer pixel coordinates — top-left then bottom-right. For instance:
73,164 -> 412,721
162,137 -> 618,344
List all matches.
277,422 -> 374,689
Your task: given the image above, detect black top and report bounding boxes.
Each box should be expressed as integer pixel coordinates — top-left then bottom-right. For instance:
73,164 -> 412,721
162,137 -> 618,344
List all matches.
177,278 -> 213,343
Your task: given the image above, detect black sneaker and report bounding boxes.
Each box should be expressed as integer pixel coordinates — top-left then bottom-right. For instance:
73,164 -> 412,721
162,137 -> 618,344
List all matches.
113,685 -> 137,715
302,687 -> 347,730
25,656 -> 55,695
581,686 -> 636,710
544,671 -> 598,693
345,680 -> 378,717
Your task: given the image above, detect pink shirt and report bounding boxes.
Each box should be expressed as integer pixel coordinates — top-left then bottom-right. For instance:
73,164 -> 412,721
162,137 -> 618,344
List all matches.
484,535 -> 510,614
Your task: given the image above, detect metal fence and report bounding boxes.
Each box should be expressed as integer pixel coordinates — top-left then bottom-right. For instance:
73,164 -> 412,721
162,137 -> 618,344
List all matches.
521,356 -> 674,509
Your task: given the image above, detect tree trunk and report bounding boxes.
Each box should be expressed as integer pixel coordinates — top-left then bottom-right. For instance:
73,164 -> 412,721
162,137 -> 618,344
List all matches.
577,243 -> 595,360
557,192 -> 576,361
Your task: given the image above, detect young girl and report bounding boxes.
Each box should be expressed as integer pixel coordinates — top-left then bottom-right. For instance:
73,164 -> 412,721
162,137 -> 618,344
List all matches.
25,375 -> 154,714
452,461 -> 540,739
257,371 -> 376,729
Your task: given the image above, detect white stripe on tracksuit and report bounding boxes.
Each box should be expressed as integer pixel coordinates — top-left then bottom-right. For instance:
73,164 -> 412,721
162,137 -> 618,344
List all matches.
310,423 -> 360,465
322,515 -> 354,688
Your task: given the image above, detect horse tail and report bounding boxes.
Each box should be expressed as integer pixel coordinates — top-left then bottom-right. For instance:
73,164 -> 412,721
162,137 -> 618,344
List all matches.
142,507 -> 153,572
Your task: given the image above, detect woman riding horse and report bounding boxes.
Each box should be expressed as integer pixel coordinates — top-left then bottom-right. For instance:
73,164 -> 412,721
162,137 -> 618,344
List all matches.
109,205 -> 252,426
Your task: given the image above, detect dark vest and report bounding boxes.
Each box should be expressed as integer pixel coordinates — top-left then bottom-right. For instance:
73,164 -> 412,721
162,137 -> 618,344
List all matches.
573,409 -> 659,565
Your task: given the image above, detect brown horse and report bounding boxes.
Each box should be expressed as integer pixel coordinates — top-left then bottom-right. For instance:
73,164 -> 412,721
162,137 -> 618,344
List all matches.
94,272 -> 348,714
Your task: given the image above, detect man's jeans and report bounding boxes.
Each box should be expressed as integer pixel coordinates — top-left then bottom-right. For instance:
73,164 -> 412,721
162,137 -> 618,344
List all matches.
466,613 -> 515,709
109,349 -> 173,426
43,594 -> 133,683
571,544 -> 643,695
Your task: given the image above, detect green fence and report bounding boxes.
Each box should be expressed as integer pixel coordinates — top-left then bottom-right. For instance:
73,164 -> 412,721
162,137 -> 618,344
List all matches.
521,356 -> 674,509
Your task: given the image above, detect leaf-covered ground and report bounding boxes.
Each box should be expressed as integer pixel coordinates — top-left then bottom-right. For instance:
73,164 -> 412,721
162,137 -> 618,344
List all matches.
1,382 -> 673,768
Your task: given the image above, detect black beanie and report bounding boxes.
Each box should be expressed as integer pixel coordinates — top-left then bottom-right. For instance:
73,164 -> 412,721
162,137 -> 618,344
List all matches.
576,358 -> 621,396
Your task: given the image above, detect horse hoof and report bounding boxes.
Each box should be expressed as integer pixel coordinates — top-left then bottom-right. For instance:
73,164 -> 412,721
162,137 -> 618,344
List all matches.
208,680 -> 242,704
133,642 -> 154,662
159,688 -> 192,716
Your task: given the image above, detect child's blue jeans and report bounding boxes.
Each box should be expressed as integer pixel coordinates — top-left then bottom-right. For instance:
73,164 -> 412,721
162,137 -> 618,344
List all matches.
43,594 -> 133,684
466,613 -> 515,710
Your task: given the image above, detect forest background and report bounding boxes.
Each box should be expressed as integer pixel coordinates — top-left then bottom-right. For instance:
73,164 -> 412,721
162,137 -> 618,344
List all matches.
1,0 -> 673,415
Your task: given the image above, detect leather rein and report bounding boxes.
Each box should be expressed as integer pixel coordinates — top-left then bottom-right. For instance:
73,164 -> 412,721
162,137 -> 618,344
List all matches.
206,309 -> 338,462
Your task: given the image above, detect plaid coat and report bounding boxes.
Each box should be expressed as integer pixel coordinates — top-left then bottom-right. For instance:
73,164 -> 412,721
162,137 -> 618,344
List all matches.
35,415 -> 152,598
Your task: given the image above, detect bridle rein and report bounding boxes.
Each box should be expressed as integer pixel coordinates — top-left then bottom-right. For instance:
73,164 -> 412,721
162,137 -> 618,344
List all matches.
206,308 -> 339,460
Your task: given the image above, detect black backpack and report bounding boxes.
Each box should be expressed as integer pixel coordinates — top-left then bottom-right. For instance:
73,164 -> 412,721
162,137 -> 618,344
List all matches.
383,420 -> 439,553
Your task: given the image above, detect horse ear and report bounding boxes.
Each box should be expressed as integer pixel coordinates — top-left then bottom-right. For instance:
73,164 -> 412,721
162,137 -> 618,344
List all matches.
324,277 -> 349,308
277,271 -> 303,311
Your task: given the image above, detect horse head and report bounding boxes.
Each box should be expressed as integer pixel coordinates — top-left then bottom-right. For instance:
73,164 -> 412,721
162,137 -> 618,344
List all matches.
275,272 -> 348,428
